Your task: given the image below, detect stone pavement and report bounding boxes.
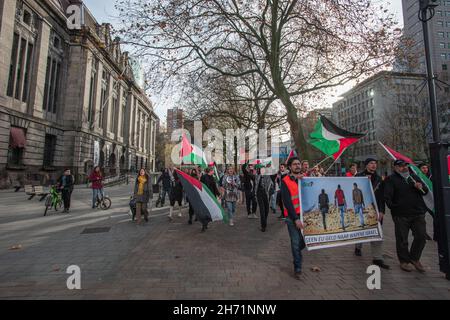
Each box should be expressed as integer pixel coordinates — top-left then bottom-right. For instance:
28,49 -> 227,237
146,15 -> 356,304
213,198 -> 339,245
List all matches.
0,183 -> 449,300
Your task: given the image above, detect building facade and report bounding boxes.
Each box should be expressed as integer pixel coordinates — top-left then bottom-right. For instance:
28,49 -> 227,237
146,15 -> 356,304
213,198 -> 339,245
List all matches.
167,107 -> 183,136
401,0 -> 450,141
0,0 -> 158,188
332,71 -> 429,170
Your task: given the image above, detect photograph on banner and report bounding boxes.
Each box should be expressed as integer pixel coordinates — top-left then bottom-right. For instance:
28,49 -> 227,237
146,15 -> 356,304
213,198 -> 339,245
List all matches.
300,177 -> 383,250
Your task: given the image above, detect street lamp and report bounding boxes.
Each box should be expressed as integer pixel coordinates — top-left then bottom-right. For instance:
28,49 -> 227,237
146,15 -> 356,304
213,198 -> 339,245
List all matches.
419,0 -> 439,10
419,0 -> 450,280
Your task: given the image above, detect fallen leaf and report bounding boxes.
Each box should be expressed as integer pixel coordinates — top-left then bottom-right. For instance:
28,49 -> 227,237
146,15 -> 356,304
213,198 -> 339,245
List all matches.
9,244 -> 22,250
311,266 -> 321,272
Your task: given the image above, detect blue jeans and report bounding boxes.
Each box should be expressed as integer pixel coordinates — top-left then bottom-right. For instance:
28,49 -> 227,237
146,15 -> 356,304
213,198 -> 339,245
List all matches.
339,205 -> 346,229
92,188 -> 104,207
354,203 -> 364,226
285,219 -> 305,272
270,193 -> 277,211
159,189 -> 169,205
226,201 -> 236,220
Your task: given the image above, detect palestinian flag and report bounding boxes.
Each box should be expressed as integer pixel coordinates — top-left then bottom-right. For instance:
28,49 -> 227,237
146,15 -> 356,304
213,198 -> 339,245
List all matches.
447,155 -> 450,182
209,161 -> 220,182
379,142 -> 434,214
252,157 -> 272,169
175,169 -> 226,223
286,149 -> 298,163
309,115 -> 365,160
180,133 -> 208,168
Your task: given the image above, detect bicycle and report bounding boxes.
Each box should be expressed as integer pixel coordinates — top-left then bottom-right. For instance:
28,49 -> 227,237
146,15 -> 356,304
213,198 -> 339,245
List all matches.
44,185 -> 63,216
94,192 -> 112,210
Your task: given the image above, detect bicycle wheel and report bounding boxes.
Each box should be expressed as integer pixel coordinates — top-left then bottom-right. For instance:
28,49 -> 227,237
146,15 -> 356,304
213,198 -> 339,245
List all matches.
100,197 -> 111,210
55,199 -> 63,211
44,196 -> 52,216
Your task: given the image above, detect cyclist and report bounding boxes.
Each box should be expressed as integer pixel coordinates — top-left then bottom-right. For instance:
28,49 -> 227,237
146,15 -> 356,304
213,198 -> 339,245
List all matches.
89,166 -> 104,209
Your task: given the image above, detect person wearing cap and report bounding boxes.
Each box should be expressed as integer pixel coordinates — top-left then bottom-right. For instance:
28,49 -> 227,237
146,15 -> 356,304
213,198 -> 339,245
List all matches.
353,158 -> 390,269
384,159 -> 429,273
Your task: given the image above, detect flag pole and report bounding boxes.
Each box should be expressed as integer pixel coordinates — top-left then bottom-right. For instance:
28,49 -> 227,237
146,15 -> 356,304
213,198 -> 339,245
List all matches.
314,155 -> 333,169
324,151 -> 346,175
324,158 -> 338,175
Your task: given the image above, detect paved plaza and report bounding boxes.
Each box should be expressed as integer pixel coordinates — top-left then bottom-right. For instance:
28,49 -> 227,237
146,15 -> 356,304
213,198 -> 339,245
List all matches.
0,182 -> 449,300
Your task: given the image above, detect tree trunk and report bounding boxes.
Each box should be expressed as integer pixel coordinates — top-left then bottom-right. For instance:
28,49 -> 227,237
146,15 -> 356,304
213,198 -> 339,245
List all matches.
276,89 -> 310,160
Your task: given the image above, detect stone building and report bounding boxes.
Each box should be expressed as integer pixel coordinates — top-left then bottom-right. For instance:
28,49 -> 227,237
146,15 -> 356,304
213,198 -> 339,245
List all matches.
332,71 -> 429,172
0,0 -> 158,188
401,0 -> 450,142
167,107 -> 183,136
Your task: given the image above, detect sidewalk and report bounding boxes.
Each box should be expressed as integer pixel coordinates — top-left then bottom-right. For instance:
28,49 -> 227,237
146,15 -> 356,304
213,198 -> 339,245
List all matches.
0,183 -> 449,299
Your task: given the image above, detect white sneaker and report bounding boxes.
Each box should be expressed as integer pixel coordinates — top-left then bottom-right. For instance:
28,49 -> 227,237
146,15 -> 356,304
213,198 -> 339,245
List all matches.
253,214 -> 258,219
247,215 -> 252,219
229,219 -> 234,226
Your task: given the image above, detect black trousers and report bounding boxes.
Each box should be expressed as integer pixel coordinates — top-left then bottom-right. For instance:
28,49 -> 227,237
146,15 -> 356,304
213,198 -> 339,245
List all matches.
257,191 -> 269,229
244,189 -> 257,215
392,214 -> 427,263
62,189 -> 72,209
276,191 -> 284,213
188,203 -> 195,222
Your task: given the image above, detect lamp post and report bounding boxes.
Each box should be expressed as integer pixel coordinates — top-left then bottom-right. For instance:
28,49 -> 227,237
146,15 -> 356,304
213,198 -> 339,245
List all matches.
419,0 -> 450,280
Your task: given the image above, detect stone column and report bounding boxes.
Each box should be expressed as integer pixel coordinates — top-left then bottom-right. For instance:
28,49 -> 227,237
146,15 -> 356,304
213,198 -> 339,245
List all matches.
0,0 -> 17,99
94,61 -> 103,133
143,115 -> 148,153
29,18 -> 51,119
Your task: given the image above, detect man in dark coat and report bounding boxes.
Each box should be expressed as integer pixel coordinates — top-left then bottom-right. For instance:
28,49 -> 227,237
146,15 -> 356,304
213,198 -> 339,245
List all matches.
199,168 -> 221,232
156,168 -> 173,207
242,162 -> 258,218
353,158 -> 390,269
57,169 -> 75,213
384,159 -> 429,273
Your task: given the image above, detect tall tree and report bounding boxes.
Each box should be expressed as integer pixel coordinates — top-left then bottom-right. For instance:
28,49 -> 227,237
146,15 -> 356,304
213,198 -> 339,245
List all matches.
116,0 -> 401,158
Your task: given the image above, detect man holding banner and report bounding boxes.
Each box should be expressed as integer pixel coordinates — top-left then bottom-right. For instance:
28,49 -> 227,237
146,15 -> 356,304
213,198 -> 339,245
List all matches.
353,158 -> 390,270
281,157 -> 306,280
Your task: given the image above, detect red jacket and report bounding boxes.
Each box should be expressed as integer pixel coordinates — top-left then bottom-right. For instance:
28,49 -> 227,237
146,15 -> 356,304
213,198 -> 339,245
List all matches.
89,172 -> 103,189
346,172 -> 355,177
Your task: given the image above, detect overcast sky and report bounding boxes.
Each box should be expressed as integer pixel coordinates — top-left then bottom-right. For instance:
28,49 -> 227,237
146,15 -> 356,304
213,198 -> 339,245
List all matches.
82,0 -> 405,122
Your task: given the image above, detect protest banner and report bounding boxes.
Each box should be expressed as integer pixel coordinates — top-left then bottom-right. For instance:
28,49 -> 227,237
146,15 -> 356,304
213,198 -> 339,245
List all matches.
300,177 -> 383,250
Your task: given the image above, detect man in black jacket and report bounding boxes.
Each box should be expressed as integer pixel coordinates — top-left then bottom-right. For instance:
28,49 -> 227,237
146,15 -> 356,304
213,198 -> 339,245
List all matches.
57,169 -> 75,213
384,159 -> 429,273
353,158 -> 390,270
242,163 -> 258,218
156,168 -> 173,207
199,168 -> 221,232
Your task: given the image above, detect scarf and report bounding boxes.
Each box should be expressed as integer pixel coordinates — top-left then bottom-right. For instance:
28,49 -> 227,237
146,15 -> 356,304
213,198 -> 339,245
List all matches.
137,175 -> 147,195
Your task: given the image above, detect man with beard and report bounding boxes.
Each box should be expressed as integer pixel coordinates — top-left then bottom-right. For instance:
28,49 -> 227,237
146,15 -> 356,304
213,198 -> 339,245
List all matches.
385,159 -> 429,273
353,158 -> 390,269
281,157 -> 306,280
